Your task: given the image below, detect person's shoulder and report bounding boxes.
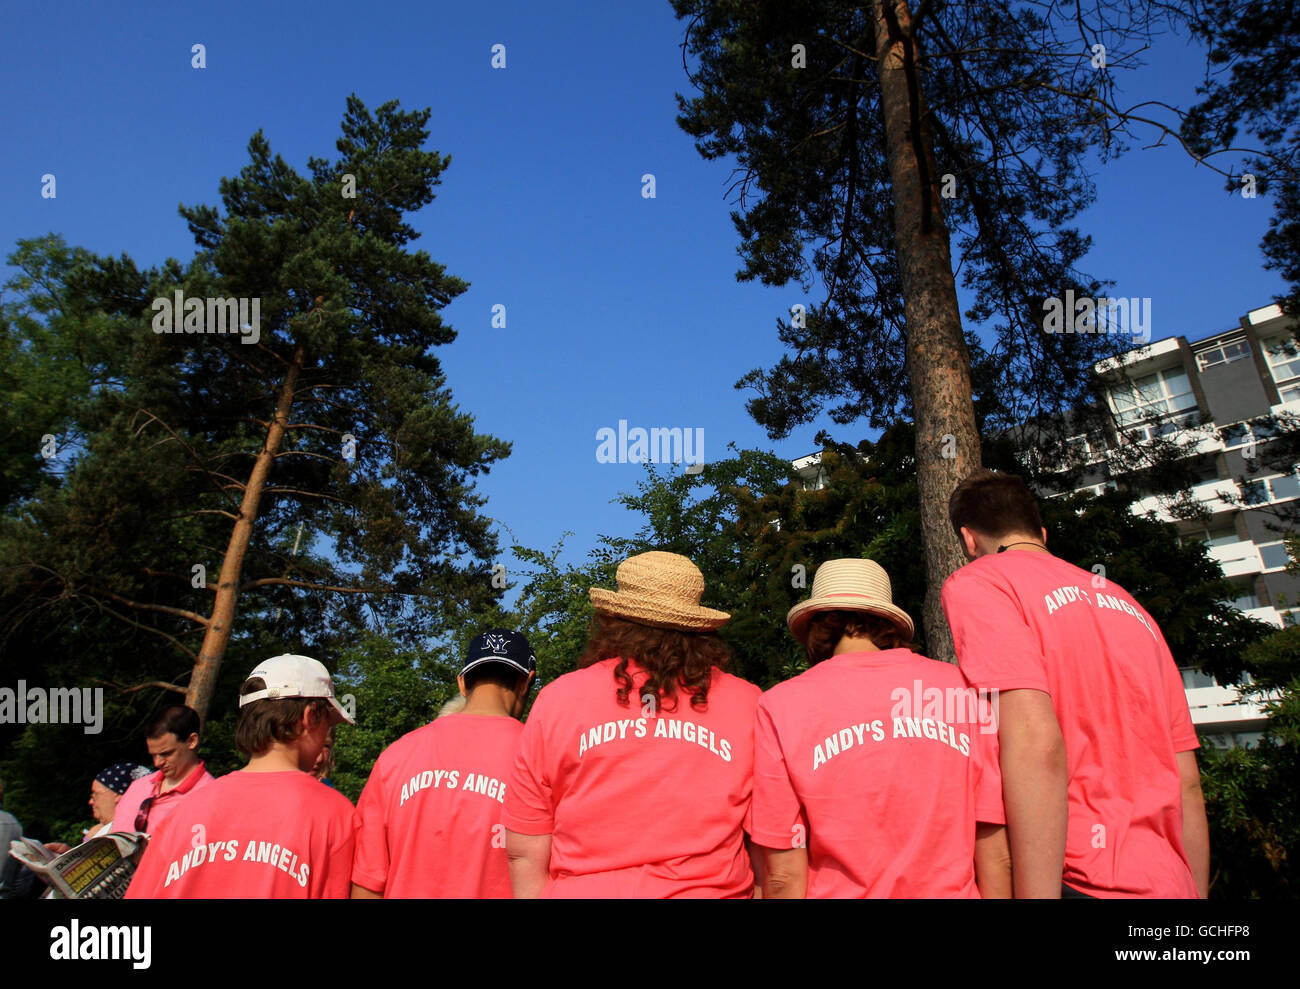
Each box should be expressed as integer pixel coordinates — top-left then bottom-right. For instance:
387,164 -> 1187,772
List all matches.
122,772 -> 160,797
431,713 -> 525,745
309,776 -> 357,813
536,662 -> 610,700
375,720 -> 440,762
942,558 -> 1000,597
271,770 -> 356,812
901,649 -> 967,683
759,667 -> 812,708
713,668 -> 761,699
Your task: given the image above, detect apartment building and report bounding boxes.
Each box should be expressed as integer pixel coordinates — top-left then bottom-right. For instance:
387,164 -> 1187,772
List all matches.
1045,302 -> 1299,748
792,302 -> 1297,746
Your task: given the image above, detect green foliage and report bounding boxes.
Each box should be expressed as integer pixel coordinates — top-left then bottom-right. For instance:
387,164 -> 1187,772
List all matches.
330,631 -> 462,803
1181,0 -> 1300,318
0,96 -> 509,832
669,0 -> 1168,440
1198,625 -> 1300,898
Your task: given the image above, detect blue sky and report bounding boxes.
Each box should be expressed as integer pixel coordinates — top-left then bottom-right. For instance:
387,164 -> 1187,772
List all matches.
2,1 -> 1287,590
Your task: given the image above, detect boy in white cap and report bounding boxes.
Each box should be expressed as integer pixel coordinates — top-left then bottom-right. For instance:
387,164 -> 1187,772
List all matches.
125,654 -> 356,898
751,558 -> 1009,898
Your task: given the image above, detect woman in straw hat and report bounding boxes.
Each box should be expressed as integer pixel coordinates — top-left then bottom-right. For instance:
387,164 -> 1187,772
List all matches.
749,558 -> 1010,898
502,551 -> 762,897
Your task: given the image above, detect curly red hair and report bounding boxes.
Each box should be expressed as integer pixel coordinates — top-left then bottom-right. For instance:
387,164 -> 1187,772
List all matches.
577,614 -> 732,711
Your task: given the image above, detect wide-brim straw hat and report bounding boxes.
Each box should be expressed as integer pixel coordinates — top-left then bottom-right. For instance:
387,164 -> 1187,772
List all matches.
786,558 -> 914,645
589,551 -> 730,632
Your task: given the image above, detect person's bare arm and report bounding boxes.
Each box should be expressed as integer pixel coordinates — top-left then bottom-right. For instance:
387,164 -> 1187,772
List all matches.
746,836 -> 764,898
974,823 -> 1012,898
998,688 -> 1067,898
506,830 -> 552,898
350,883 -> 382,899
1177,749 -> 1210,898
761,846 -> 808,899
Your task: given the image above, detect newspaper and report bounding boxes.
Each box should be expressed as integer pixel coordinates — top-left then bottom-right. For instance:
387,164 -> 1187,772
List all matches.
8,832 -> 147,899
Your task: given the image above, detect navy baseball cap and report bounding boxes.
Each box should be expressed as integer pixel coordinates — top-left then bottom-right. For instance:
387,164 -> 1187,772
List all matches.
460,629 -> 536,678
96,763 -> 151,796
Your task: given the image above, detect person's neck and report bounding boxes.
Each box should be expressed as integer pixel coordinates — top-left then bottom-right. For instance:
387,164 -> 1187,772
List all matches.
832,635 -> 881,656
986,533 -> 1049,556
461,685 -> 516,718
245,746 -> 304,773
159,760 -> 199,792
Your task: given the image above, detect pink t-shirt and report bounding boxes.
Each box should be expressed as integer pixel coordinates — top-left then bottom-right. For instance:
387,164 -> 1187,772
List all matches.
352,713 -> 522,898
502,658 -> 762,898
125,770 -> 356,898
750,649 -> 1003,898
941,551 -> 1199,898
111,762 -> 214,835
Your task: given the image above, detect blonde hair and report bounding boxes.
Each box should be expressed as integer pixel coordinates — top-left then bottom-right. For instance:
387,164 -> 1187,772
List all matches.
437,695 -> 467,718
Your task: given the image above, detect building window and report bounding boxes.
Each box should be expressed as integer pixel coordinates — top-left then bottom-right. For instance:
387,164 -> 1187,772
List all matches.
1204,731 -> 1264,750
1230,591 -> 1262,611
1271,473 -> 1300,501
1220,422 -> 1251,448
1074,480 -> 1118,497
1181,526 -> 1239,548
1109,367 -> 1198,438
1180,667 -> 1218,689
1065,431 -> 1108,464
1195,339 -> 1250,371
1241,472 -> 1300,505
1259,541 -> 1291,571
1263,334 -> 1300,393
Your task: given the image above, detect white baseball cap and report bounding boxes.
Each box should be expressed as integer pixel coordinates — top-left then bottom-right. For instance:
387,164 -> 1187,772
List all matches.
239,654 -> 354,725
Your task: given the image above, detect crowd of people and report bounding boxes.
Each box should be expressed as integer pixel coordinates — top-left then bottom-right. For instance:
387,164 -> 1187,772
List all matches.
0,470 -> 1209,898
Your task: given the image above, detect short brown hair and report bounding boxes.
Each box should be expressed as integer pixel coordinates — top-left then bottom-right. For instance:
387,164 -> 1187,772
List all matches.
805,611 -> 911,664
578,614 -> 731,712
235,678 -> 332,757
149,705 -> 201,742
948,469 -> 1043,540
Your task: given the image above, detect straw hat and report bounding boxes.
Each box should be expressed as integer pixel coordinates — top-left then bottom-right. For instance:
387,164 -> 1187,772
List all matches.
786,558 -> 914,645
589,551 -> 730,632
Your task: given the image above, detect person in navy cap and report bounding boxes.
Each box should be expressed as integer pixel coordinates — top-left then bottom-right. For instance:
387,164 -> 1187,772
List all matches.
39,762 -> 152,855
351,628 -> 537,898
86,763 -> 152,841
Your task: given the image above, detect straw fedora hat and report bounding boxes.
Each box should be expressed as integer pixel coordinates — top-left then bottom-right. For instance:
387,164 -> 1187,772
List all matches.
786,558 -> 914,645
589,551 -> 730,632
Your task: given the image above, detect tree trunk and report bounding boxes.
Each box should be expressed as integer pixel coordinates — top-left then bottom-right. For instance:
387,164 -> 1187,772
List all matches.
872,0 -> 981,662
186,345 -> 306,720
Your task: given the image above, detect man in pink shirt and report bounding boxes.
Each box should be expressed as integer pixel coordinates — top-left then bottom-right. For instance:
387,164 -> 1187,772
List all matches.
941,469 -> 1210,899
111,705 -> 215,836
351,629 -> 536,898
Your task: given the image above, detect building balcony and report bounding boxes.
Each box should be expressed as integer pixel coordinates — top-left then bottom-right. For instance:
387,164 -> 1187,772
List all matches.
1128,477 -> 1239,521
1206,540 -> 1262,578
1242,605 -> 1283,627
1185,683 -> 1273,730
